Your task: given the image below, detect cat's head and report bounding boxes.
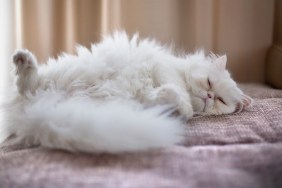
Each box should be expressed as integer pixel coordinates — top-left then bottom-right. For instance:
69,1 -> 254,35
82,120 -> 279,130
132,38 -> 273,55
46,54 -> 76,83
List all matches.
185,52 -> 253,115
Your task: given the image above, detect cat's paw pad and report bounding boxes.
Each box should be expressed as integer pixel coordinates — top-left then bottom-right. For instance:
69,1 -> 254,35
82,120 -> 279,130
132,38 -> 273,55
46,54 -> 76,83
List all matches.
13,49 -> 37,73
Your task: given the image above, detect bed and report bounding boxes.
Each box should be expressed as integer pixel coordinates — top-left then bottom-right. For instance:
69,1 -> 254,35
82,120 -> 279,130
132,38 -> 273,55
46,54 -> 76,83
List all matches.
0,83 -> 281,188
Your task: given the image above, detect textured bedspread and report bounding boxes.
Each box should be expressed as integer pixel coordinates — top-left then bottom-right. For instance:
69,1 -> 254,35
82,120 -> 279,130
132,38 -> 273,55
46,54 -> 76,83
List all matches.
1,84 -> 282,188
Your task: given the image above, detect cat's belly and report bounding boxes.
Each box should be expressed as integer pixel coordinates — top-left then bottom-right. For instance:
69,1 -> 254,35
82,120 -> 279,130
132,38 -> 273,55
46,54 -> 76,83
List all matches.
38,60 -> 155,102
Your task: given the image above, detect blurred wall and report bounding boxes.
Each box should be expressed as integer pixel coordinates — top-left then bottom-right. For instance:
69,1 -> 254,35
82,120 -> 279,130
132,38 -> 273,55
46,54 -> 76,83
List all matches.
274,0 -> 282,45
15,0 -> 274,83
266,0 -> 282,88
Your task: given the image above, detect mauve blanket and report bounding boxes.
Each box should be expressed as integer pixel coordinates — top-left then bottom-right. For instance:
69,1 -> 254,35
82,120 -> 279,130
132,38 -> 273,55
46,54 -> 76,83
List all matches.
0,84 -> 282,188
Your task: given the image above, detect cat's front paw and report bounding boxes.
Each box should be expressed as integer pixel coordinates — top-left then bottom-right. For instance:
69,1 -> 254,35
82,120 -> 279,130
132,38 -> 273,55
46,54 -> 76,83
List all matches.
178,102 -> 194,120
152,84 -> 181,105
13,49 -> 37,74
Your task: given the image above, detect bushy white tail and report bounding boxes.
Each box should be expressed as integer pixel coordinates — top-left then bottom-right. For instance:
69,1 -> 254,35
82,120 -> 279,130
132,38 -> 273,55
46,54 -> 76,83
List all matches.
2,92 -> 184,153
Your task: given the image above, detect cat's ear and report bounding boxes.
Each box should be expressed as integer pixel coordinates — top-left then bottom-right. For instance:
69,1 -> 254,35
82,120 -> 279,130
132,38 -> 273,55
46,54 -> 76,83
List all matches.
242,94 -> 253,109
214,55 -> 227,70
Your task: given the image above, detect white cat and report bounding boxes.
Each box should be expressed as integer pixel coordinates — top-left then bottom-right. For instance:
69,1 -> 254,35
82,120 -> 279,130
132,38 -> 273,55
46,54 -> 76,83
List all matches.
0,32 -> 252,153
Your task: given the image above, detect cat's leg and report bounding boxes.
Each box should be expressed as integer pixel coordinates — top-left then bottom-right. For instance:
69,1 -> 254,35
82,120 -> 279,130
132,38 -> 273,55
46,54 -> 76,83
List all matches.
13,49 -> 39,95
148,84 -> 194,119
178,94 -> 194,119
151,64 -> 194,119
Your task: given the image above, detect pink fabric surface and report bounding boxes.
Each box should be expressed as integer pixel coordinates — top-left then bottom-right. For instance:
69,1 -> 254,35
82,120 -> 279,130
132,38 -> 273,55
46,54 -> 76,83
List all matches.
1,84 -> 282,188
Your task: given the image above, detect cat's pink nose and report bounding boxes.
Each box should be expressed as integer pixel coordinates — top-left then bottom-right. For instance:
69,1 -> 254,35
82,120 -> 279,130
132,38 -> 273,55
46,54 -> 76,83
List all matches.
207,92 -> 213,99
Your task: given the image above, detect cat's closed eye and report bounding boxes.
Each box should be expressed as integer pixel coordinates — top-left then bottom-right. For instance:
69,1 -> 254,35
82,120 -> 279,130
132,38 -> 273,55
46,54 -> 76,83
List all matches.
217,97 -> 226,105
207,78 -> 212,89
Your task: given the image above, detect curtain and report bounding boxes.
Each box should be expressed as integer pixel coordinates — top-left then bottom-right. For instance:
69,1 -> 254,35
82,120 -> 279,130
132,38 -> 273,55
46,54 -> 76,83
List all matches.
0,0 -> 14,95
4,0 -> 275,83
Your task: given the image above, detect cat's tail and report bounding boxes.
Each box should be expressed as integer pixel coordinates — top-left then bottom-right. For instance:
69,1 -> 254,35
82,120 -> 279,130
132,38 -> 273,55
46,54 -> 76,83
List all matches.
1,92 -> 184,153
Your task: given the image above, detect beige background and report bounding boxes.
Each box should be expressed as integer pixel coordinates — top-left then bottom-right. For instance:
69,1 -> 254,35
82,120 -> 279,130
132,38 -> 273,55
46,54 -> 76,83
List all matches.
13,0 -> 275,83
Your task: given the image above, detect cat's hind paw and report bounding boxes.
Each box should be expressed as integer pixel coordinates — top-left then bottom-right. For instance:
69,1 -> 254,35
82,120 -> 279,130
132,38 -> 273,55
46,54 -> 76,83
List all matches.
13,49 -> 37,74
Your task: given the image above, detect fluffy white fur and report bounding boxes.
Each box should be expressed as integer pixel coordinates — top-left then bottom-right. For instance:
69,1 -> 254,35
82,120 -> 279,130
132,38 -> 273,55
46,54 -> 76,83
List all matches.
0,32 -> 252,153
